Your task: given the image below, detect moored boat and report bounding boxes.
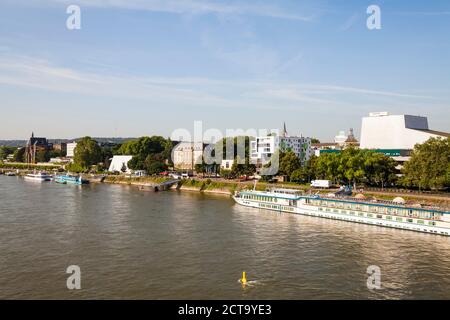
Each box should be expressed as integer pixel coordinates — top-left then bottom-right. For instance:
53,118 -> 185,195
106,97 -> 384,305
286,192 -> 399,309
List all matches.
54,174 -> 89,185
24,172 -> 52,182
233,187 -> 450,236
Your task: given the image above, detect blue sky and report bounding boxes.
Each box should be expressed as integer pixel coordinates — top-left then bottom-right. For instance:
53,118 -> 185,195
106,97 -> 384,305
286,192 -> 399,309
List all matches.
0,0 -> 449,141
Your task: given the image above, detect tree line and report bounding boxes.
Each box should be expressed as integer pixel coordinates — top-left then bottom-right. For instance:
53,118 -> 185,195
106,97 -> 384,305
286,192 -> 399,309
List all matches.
3,134 -> 448,191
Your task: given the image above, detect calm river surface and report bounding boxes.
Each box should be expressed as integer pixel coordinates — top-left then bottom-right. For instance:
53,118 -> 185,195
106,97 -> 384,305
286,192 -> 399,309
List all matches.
1,176 -> 450,299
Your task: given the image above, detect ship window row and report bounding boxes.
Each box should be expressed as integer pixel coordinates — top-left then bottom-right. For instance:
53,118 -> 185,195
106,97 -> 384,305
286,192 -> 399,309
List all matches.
309,199 -> 440,220
243,194 -> 278,203
259,203 -> 294,212
319,208 -> 439,226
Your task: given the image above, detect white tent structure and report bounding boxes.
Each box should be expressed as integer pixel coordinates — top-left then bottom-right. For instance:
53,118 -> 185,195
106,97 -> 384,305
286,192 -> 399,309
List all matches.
108,155 -> 133,173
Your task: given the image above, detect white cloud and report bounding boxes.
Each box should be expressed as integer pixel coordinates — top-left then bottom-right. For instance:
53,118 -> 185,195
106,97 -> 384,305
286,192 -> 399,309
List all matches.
18,0 -> 314,21
0,54 -> 442,114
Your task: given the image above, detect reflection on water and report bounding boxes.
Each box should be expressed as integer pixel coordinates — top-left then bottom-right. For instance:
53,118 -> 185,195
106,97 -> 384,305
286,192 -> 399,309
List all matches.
0,176 -> 449,299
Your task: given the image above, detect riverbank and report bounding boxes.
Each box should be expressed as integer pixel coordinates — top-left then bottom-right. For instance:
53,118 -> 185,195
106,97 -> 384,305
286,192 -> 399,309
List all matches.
2,170 -> 448,208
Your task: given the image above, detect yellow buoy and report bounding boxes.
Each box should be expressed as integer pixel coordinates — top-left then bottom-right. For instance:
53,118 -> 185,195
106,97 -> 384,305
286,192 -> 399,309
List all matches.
241,271 -> 247,285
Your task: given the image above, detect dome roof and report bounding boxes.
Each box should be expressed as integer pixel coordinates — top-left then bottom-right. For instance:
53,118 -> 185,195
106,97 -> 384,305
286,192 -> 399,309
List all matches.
392,197 -> 406,204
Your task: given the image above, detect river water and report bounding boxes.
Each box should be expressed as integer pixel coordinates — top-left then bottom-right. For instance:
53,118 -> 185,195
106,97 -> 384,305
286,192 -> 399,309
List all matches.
1,176 -> 450,299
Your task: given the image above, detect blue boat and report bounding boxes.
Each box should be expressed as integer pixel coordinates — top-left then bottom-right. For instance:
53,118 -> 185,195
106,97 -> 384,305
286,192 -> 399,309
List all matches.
54,175 -> 89,185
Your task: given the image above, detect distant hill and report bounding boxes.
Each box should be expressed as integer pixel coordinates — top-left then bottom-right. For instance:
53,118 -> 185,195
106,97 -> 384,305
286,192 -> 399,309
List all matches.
0,137 -> 137,147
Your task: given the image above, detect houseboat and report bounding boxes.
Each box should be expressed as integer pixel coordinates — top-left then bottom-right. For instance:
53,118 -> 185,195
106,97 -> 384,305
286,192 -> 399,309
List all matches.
233,188 -> 450,236
24,172 -> 53,182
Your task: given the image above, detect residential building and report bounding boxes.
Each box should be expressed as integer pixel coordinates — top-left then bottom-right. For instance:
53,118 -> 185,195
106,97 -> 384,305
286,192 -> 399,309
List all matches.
171,142 -> 213,171
66,142 -> 77,158
250,123 -> 312,166
52,142 -> 67,154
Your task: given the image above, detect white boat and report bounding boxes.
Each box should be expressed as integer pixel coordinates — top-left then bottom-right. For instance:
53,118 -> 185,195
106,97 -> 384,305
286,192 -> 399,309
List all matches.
233,188 -> 450,236
24,172 -> 53,182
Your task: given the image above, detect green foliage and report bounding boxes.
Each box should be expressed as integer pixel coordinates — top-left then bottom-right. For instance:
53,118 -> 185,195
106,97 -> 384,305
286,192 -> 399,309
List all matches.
0,146 -> 17,160
73,137 -> 102,168
48,149 -> 64,159
117,136 -> 172,172
290,168 -> 309,183
144,155 -> 168,175
401,137 -> 450,190
35,148 -> 50,163
65,162 -> 87,173
230,156 -> 256,178
279,151 -> 301,178
308,148 -> 397,188
220,169 -> 233,179
0,162 -> 59,170
12,147 -> 26,162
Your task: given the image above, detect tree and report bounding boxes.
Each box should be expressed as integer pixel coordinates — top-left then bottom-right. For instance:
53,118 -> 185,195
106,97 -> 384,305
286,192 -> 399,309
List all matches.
402,137 -> 450,190
12,147 -> 26,162
35,149 -> 50,163
195,162 -> 207,177
290,168 -> 308,183
230,155 -> 256,178
0,146 -> 16,160
144,155 -> 168,175
118,136 -> 170,171
364,152 -> 397,189
73,137 -> 102,169
220,169 -> 232,179
338,148 -> 366,188
279,151 -> 301,178
307,149 -> 397,188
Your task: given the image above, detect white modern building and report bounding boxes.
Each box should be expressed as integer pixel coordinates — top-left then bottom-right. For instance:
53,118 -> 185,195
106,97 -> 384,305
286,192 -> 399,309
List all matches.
360,112 -> 449,150
66,142 -> 77,158
108,155 -> 133,173
250,123 -> 312,166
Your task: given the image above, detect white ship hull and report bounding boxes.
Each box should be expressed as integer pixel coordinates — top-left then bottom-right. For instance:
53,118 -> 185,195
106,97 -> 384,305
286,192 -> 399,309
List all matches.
233,196 -> 450,237
24,175 -> 52,182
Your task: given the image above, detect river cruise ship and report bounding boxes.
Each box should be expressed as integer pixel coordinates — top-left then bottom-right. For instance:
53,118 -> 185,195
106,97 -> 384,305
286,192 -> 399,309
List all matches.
233,188 -> 450,236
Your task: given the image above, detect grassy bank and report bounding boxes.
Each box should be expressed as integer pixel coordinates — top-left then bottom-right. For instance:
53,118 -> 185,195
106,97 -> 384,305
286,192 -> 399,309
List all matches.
103,175 -> 171,185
